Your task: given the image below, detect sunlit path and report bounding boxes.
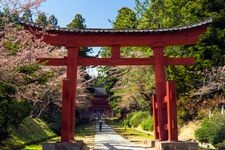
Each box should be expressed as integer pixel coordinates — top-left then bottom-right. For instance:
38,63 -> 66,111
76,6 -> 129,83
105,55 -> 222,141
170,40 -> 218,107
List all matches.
94,120 -> 146,150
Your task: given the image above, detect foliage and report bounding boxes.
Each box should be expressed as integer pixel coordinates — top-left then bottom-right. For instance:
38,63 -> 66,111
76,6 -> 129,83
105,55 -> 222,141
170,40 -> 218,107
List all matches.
122,111 -> 153,132
113,7 -> 138,29
48,15 -> 58,27
35,12 -> 47,26
114,66 -> 154,111
0,82 -> 31,145
137,0 -> 225,122
135,0 -> 150,19
0,0 -> 45,14
195,113 -> 225,146
3,39 -> 21,55
98,8 -> 154,113
122,113 -> 133,127
21,9 -> 33,22
0,7 -> 19,27
1,6 -> 92,125
1,13 -> 93,149
215,141 -> 225,149
129,111 -> 149,127
140,117 -> 154,131
67,14 -> 86,29
0,1 -> 90,149
67,14 -> 92,57
18,63 -> 40,74
1,118 -> 56,150
47,113 -> 61,135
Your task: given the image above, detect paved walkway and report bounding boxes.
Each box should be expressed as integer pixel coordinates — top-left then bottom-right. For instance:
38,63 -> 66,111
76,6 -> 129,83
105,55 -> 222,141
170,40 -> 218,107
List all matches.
94,120 -> 146,150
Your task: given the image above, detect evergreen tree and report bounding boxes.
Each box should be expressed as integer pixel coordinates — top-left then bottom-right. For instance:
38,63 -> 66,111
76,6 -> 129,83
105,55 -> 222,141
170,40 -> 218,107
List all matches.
135,0 -> 149,19
67,14 -> 86,29
97,7 -> 154,114
35,12 -> 47,26
48,15 -> 58,27
21,9 -> 32,22
136,0 -> 225,122
0,7 -> 19,26
113,7 -> 138,29
0,82 -> 31,143
67,14 -> 91,57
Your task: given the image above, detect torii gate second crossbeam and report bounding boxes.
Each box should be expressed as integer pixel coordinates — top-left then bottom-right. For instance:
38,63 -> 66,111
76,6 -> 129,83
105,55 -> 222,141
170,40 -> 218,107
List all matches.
21,18 -> 212,142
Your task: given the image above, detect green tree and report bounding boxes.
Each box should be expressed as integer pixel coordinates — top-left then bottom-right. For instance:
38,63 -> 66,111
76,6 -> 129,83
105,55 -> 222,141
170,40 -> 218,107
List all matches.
48,15 -> 58,27
135,0 -> 150,19
113,7 -> 138,29
67,14 -> 91,57
67,14 -> 86,29
195,113 -> 225,147
0,7 -> 19,27
0,82 -> 31,144
138,0 -> 225,122
35,12 -> 47,26
98,7 -> 154,115
21,9 -> 32,22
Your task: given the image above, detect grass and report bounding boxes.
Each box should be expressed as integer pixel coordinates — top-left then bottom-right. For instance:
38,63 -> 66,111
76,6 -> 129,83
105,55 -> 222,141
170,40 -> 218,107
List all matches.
24,122 -> 96,150
25,137 -> 60,150
2,117 -> 56,150
106,119 -> 153,145
76,122 -> 96,149
25,144 -> 42,150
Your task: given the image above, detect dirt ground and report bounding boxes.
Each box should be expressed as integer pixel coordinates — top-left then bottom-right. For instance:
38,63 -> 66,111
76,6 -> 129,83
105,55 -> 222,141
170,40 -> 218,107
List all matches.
178,121 -> 201,141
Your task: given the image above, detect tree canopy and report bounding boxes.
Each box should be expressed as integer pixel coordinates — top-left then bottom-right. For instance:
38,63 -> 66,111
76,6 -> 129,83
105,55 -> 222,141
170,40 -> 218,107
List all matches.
97,0 -> 225,121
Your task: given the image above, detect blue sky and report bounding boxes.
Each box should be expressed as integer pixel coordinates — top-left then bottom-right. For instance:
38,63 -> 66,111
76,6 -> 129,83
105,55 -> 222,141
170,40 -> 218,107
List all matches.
38,1 -> 136,77
39,0 -> 136,28
0,1 -> 138,76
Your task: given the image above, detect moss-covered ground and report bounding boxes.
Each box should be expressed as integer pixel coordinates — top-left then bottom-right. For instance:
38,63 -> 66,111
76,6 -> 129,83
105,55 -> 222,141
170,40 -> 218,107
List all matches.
2,117 -> 56,150
24,122 -> 95,150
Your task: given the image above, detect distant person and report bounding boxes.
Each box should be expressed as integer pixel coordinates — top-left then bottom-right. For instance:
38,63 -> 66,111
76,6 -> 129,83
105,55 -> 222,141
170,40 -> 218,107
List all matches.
99,119 -> 103,132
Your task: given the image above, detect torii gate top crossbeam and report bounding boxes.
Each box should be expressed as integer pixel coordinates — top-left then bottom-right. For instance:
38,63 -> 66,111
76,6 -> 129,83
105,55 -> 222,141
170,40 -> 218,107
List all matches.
20,18 -> 212,47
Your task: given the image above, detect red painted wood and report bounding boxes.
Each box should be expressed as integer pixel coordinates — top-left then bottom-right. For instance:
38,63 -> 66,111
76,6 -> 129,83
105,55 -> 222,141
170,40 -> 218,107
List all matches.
66,47 -> 79,141
112,46 -> 120,58
166,81 -> 178,141
37,57 -> 195,66
165,57 -> 195,65
27,26 -> 207,47
25,20 -> 210,143
152,95 -> 159,140
78,57 -> 154,66
37,57 -> 67,66
153,46 -> 167,141
61,79 -> 71,142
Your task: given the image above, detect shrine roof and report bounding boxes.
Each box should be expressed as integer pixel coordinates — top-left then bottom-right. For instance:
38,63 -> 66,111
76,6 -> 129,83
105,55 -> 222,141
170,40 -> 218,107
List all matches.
19,18 -> 213,34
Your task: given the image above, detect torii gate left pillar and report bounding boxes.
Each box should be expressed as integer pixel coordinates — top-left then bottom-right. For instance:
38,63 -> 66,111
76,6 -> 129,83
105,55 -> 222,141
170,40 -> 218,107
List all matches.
61,47 -> 78,142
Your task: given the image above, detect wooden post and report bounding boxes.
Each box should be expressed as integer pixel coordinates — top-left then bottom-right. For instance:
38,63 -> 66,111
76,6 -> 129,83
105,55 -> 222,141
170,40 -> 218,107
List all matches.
152,95 -> 159,140
153,46 -> 167,141
66,47 -> 79,141
61,79 -> 71,142
166,81 -> 178,141
112,46 -> 120,59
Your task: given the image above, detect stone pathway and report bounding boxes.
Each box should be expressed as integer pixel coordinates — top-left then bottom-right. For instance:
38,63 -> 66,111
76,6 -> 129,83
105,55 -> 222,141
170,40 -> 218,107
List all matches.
94,120 -> 147,150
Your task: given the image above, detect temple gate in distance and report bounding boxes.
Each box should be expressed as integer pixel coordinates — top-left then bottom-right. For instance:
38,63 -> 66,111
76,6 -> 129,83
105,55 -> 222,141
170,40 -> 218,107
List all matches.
21,18 -> 212,143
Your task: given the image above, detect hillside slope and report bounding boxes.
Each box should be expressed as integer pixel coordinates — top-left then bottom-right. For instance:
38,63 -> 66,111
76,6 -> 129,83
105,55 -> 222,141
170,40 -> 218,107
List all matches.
2,117 -> 56,149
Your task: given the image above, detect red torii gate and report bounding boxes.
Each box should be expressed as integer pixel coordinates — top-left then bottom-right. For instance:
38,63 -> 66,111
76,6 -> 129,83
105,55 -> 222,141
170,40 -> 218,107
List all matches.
21,18 -> 212,142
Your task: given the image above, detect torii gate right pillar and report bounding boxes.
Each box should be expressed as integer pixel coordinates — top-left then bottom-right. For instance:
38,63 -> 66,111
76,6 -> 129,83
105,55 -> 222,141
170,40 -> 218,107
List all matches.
152,45 -> 179,142
153,46 -> 168,141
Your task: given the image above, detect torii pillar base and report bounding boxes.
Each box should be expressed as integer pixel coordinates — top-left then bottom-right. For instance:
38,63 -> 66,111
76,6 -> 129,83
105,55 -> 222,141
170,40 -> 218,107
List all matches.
42,141 -> 83,150
152,141 -> 198,150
